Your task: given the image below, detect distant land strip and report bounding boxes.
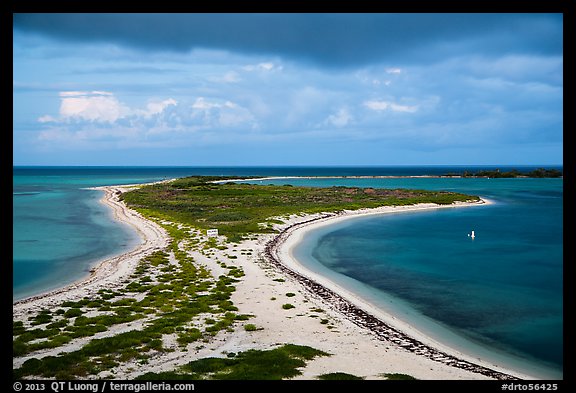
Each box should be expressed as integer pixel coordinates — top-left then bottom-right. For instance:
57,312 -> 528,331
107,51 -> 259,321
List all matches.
214,168 -> 562,184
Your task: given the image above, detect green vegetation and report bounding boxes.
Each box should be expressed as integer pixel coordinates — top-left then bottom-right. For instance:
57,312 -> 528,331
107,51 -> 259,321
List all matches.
446,168 -> 562,178
30,310 -> 52,326
282,304 -> 295,310
64,308 -> 83,318
121,176 -> 479,242
13,244 -> 252,379
243,324 -> 260,332
13,321 -> 25,336
136,344 -> 329,380
317,372 -> 364,380
382,373 -> 418,380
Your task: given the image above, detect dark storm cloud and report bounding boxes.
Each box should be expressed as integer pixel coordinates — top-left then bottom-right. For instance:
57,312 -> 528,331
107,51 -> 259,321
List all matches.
13,13 -> 562,67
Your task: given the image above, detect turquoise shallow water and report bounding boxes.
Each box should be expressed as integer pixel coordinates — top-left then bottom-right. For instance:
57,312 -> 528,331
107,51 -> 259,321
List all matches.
13,166 -> 563,378
13,166 -> 359,299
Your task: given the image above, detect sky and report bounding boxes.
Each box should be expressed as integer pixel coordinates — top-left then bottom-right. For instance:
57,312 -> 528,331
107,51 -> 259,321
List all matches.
13,13 -> 563,166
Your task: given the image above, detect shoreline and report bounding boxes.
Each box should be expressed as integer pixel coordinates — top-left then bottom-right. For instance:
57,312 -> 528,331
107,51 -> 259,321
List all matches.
263,198 -> 541,380
13,184 -> 170,315
13,185 -> 551,380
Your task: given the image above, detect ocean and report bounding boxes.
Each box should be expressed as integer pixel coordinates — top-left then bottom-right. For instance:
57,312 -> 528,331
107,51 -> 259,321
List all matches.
12,166 -> 563,378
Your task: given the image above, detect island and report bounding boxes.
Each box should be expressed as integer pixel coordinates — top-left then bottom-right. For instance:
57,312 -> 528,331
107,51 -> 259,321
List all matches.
444,168 -> 563,178
14,177 -> 529,380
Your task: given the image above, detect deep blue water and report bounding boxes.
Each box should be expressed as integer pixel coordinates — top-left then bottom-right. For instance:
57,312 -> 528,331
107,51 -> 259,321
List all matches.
13,166 -> 563,378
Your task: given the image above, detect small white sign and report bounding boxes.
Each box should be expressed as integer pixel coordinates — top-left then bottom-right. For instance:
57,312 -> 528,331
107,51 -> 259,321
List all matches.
207,229 -> 219,238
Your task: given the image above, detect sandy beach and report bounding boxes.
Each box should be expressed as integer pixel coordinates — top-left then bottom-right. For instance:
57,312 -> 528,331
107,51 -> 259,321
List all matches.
13,184 -> 169,320
13,187 -> 537,380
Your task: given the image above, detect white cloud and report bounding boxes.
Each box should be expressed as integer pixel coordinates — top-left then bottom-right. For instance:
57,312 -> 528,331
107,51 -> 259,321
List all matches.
191,97 -> 256,128
37,91 -> 258,146
58,91 -> 81,97
92,90 -> 114,96
54,91 -> 130,122
389,103 -> 418,113
37,115 -> 57,123
208,71 -> 241,83
191,97 -> 238,111
364,100 -> 389,111
219,107 -> 255,127
364,99 -> 418,113
242,62 -> 283,72
325,107 -> 352,127
192,97 -> 220,110
40,92 -> 180,124
355,68 -> 397,88
140,98 -> 178,117
258,62 -> 274,71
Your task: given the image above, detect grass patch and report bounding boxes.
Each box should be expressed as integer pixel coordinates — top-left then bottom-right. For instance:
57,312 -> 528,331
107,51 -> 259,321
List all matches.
317,372 -> 364,380
64,308 -> 83,318
13,244 -> 248,377
383,373 -> 418,380
282,304 -> 295,310
13,321 -> 26,336
30,310 -> 52,326
136,344 -> 329,380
